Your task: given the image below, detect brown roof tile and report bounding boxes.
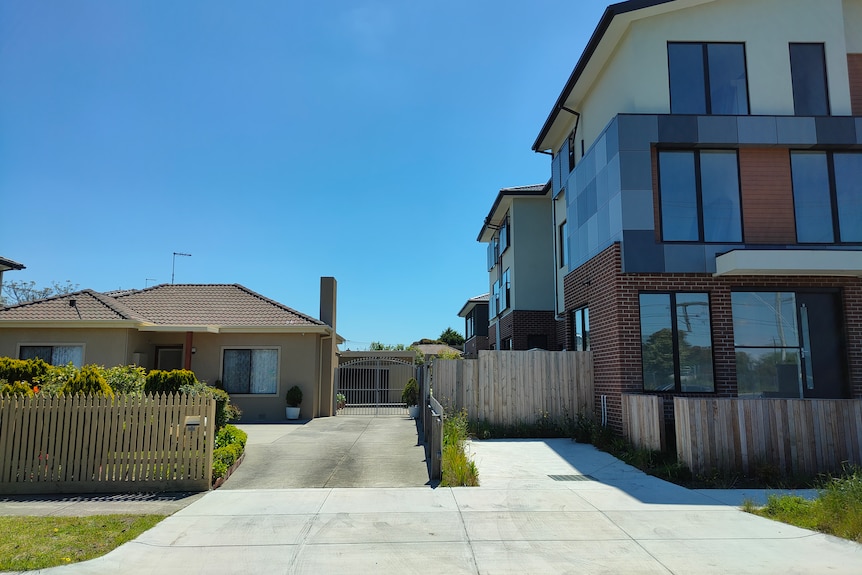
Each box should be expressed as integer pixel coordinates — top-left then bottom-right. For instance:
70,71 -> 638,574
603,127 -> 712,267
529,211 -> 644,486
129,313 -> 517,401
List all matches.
0,290 -> 145,321
114,284 -> 324,326
0,284 -> 323,328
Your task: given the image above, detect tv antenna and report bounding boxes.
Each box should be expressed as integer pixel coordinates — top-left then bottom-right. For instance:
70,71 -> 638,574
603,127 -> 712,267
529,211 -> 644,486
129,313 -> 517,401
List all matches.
171,252 -> 191,284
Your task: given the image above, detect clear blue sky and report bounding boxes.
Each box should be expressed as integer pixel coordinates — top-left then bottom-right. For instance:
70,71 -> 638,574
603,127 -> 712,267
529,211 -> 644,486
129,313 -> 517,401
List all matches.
0,1 -> 607,349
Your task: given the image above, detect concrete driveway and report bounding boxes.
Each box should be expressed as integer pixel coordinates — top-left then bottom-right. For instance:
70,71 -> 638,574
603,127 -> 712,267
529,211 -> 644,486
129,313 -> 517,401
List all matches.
220,416 -> 431,488
10,434 -> 862,574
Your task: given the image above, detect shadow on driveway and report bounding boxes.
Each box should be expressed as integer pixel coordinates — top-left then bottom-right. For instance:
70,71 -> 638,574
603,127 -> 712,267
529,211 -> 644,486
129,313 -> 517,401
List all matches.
222,416 -> 432,489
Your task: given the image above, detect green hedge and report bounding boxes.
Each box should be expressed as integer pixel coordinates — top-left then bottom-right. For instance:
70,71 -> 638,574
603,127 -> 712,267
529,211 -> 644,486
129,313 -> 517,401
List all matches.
212,424 -> 247,482
143,369 -> 198,394
0,357 -> 48,385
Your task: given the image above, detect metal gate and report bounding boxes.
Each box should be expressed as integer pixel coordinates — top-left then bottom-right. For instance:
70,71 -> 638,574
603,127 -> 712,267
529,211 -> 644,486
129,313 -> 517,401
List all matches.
336,357 -> 416,415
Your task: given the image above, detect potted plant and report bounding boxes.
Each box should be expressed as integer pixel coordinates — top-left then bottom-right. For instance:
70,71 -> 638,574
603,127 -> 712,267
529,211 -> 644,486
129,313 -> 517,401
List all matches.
402,378 -> 420,419
285,385 -> 302,420
336,393 -> 346,411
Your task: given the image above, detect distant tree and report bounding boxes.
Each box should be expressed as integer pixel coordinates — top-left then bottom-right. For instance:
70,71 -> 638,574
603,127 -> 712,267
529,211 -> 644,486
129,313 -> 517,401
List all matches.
369,341 -> 406,351
1,280 -> 79,306
411,338 -> 441,346
438,327 -> 465,348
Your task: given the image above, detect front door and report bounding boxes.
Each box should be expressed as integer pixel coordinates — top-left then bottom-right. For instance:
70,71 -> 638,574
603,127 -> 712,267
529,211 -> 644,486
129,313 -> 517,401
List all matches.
156,346 -> 184,371
798,292 -> 849,399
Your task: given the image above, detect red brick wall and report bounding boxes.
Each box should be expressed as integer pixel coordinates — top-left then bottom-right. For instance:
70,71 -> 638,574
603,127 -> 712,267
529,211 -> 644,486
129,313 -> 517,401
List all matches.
564,243 -> 862,432
510,310 -> 557,350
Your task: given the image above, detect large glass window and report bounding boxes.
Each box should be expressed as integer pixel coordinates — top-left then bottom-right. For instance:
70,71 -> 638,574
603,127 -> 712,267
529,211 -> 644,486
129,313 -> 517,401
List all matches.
732,292 -> 801,398
501,269 -> 511,312
559,220 -> 569,268
499,216 -> 510,253
640,293 -> 714,393
669,42 -> 748,115
659,150 -> 742,242
222,348 -> 278,394
790,43 -> 829,116
19,345 -> 84,367
571,307 -> 590,351
791,151 -> 862,244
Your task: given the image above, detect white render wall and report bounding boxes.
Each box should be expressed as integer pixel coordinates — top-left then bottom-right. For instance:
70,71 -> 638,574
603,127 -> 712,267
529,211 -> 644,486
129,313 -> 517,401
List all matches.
555,0 -> 856,155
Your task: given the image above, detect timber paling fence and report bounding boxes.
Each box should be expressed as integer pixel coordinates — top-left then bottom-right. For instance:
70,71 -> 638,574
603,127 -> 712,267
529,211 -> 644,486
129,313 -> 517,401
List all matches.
674,397 -> 862,477
0,393 -> 215,494
432,350 -> 594,427
621,393 -> 666,452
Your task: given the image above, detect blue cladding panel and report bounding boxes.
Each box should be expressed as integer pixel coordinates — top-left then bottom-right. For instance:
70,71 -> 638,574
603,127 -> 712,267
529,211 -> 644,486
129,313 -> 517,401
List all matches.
619,151 -> 652,191
605,117 -> 620,159
663,244 -> 707,272
621,190 -> 655,231
618,115 -> 658,151
857,118 -> 862,145
776,116 -> 817,145
697,116 -> 738,144
658,115 -> 698,144
596,167 -> 610,210
622,230 -> 665,272
737,116 -> 777,144
816,117 -> 857,145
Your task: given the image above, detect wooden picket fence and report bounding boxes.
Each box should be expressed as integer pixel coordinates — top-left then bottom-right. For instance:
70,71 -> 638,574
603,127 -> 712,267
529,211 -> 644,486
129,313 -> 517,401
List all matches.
674,397 -> 862,476
621,394 -> 666,451
0,393 -> 215,494
432,350 -> 593,427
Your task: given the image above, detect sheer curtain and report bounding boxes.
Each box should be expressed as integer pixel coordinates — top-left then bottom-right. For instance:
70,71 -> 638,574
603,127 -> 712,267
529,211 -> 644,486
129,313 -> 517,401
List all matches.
250,350 -> 278,394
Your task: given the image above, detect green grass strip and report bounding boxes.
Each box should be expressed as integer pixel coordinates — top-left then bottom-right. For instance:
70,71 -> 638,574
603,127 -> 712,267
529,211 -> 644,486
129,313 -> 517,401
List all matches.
0,514 -> 165,571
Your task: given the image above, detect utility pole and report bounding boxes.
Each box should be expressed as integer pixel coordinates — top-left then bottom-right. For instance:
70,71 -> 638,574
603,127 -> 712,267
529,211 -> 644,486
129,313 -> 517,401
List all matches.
171,252 -> 191,284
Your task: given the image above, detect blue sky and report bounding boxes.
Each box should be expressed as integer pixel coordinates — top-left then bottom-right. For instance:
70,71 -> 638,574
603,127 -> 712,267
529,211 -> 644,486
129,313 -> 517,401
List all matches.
0,1 -> 606,349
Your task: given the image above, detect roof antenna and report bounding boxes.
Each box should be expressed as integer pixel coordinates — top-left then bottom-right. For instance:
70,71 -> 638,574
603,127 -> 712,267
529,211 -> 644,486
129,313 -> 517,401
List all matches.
171,252 -> 192,284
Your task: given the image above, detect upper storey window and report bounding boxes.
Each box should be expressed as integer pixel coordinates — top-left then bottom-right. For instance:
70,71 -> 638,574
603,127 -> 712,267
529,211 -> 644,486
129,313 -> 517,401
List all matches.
790,43 -> 829,116
668,43 -> 749,115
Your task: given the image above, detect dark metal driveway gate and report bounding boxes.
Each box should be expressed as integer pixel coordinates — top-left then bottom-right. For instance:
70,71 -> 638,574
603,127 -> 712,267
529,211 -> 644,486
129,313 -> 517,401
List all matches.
335,358 -> 415,415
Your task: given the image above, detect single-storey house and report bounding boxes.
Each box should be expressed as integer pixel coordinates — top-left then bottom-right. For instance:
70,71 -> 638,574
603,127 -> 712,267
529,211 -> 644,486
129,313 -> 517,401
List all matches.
0,277 -> 340,421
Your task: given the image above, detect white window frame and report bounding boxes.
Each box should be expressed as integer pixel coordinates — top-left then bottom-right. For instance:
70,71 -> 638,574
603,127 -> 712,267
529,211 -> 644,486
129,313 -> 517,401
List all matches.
17,343 -> 86,367
219,346 -> 280,396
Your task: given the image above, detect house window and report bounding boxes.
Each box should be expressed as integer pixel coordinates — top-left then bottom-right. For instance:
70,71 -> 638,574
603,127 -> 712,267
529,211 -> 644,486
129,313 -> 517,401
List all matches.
668,42 -> 749,115
466,313 -> 475,340
658,150 -> 742,242
559,220 -> 568,268
19,345 -> 83,367
791,151 -> 862,243
567,131 -> 576,172
732,292 -> 801,398
499,216 -> 510,253
487,237 -> 499,271
790,43 -> 829,116
222,348 -> 278,394
501,268 -> 510,312
639,293 -> 714,393
571,307 -> 589,351
490,280 -> 499,318
527,334 -> 548,350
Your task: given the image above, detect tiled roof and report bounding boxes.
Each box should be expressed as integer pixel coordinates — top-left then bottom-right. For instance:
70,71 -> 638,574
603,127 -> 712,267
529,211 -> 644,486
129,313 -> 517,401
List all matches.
413,344 -> 463,357
468,293 -> 490,302
115,284 -> 323,326
0,290 -> 147,321
0,284 -> 324,328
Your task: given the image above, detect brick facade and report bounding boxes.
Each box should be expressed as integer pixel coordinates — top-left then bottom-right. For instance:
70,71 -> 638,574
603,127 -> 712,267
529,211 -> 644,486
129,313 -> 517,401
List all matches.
564,243 -> 862,433
490,309 -> 558,350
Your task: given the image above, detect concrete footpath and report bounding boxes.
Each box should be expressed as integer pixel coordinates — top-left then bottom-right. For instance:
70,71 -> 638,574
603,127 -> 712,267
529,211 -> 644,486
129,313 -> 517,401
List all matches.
1,418 -> 861,574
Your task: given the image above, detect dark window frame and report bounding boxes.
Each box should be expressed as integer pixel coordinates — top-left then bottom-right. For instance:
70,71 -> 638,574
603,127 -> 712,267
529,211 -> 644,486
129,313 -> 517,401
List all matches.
789,43 -> 830,116
657,148 -> 744,243
570,306 -> 590,352
558,219 -> 568,268
668,41 -> 751,115
567,131 -> 576,172
790,150 -> 862,245
639,291 -> 716,394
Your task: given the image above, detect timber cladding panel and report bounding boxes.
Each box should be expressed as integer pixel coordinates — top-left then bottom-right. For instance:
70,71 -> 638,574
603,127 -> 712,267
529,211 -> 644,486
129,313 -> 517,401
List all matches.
849,54 -> 862,116
432,350 -> 593,427
675,397 -> 862,476
738,148 -> 796,244
0,394 -> 215,494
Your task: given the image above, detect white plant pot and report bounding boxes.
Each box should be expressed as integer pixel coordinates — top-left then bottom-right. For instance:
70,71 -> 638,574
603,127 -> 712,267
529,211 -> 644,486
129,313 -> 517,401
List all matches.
286,406 -> 301,420
408,405 -> 420,419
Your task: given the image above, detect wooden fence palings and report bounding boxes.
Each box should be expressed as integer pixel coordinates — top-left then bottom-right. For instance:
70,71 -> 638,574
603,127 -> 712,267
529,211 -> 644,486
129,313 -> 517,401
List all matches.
432,351 -> 593,427
621,394 -> 665,452
674,398 -> 862,476
0,393 -> 215,494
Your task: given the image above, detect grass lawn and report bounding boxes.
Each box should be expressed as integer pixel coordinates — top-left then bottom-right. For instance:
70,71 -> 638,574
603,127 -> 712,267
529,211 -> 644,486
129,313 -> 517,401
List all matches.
744,468 -> 862,544
0,514 -> 165,571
